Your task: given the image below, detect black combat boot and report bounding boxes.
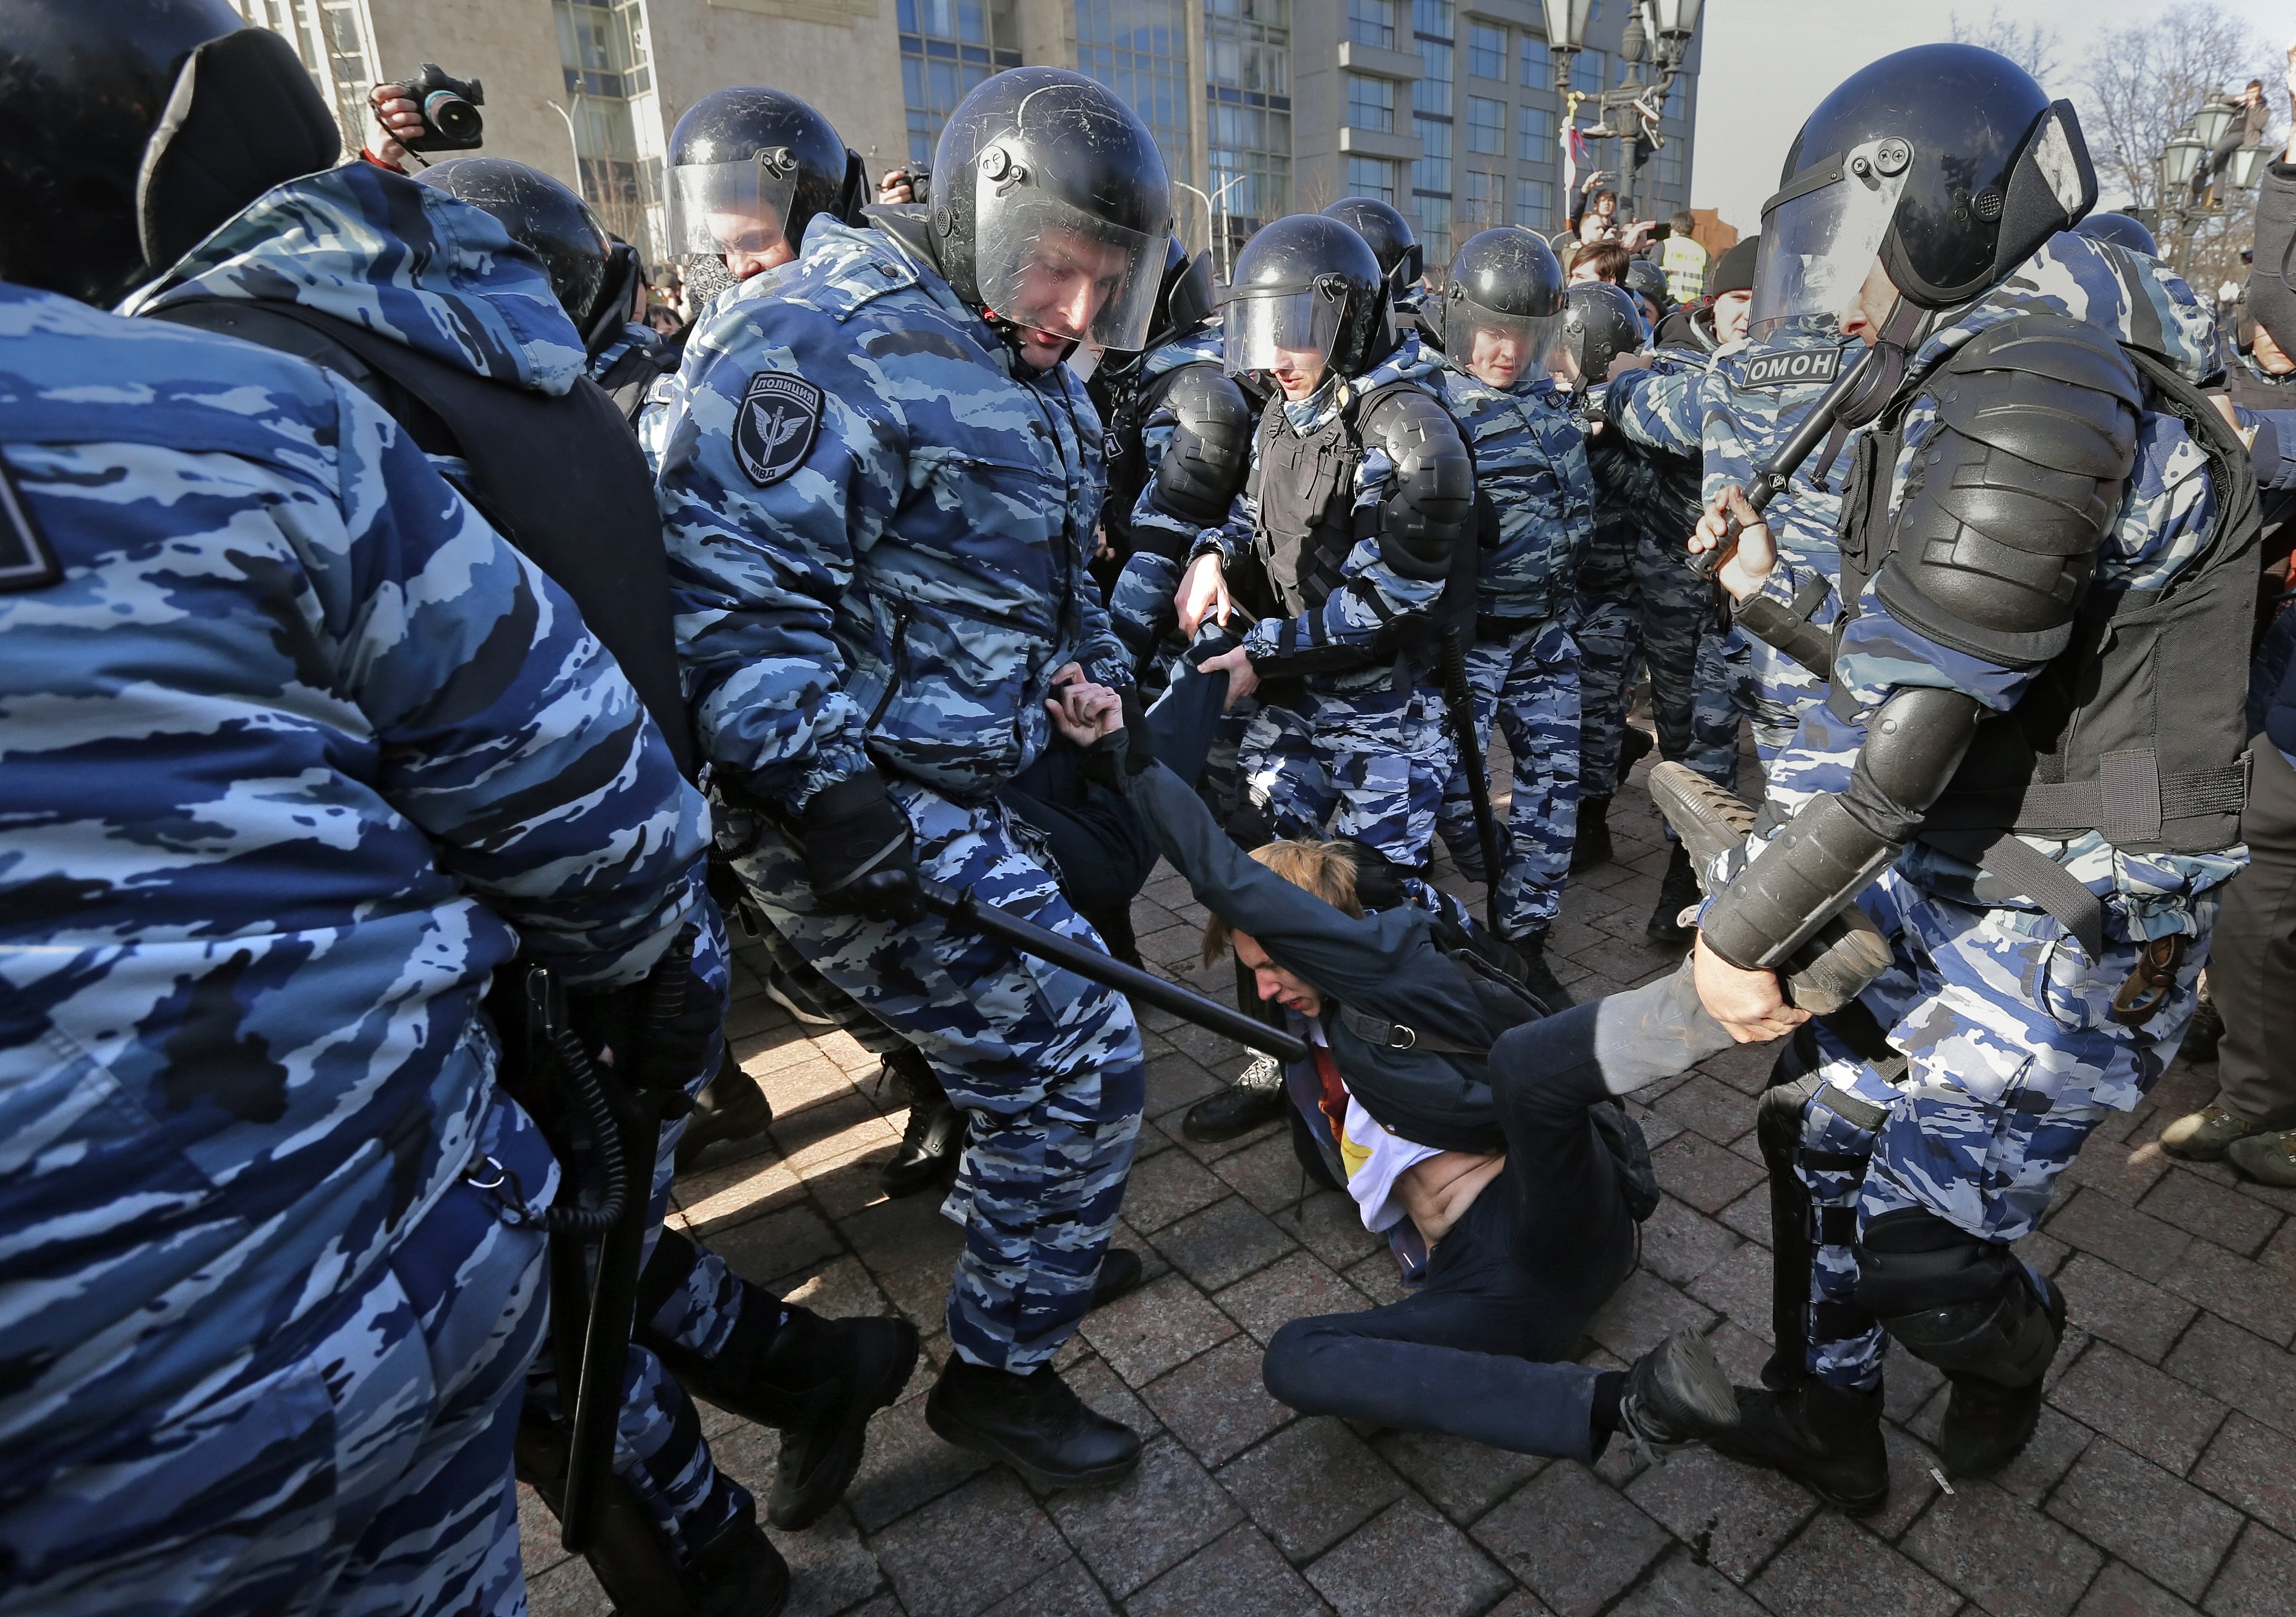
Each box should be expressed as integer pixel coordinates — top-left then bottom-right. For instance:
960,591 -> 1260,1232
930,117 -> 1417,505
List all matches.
676,1049 -> 776,1172
1091,1247 -> 1145,1310
1509,927 -> 1575,1011
1930,1272 -> 2068,1479
1646,843 -> 1702,946
879,1045 -> 964,1198
1709,1377 -> 1890,1514
925,1357 -> 1143,1490
1619,721 -> 1655,777
1571,795 -> 1615,871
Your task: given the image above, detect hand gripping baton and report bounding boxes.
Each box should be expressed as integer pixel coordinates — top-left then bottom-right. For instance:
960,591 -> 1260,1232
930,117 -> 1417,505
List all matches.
1689,344 -> 1875,581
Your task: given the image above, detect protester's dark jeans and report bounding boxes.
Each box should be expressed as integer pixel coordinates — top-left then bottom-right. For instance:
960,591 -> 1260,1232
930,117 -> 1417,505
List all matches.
1261,997 -> 1639,1461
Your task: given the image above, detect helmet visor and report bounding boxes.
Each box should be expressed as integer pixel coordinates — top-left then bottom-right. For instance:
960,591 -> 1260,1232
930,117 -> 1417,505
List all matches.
1749,138 -> 1911,338
1221,287 -> 1350,376
1451,301 -> 1567,389
972,175 -> 1164,351
665,154 -> 800,259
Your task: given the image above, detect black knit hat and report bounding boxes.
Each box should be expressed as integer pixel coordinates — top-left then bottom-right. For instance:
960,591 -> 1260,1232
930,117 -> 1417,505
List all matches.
1707,234 -> 1759,297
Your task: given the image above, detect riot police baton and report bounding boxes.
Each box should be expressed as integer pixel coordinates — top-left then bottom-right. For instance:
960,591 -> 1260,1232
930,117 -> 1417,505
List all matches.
1438,623 -> 1508,941
1689,344 -> 1875,581
917,878 -> 1307,1064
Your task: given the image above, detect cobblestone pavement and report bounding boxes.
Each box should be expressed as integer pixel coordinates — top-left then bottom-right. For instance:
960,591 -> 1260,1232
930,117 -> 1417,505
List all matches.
525,723 -> 2296,1617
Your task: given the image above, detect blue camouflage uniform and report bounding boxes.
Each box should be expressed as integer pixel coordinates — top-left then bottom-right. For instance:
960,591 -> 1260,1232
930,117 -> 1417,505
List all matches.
659,217 -> 1146,1373
122,163 -> 769,1573
1427,359 -> 1595,935
1216,333 -> 1461,868
1574,405 -> 1648,804
1729,236 -> 2244,1391
0,281 -> 710,1614
1611,316 -> 1863,768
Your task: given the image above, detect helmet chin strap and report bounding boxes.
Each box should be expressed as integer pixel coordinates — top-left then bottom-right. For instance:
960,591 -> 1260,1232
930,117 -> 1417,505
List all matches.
978,307 -> 1078,370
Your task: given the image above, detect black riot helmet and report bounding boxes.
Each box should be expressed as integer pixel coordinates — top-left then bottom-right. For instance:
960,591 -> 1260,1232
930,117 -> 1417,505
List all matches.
1101,236 -> 1218,383
0,0 -> 341,307
1222,212 -> 1395,381
416,158 -> 624,348
2073,210 -> 2160,260
1322,197 -> 1424,299
1624,258 -> 1672,319
926,66 -> 1173,352
1428,228 -> 1566,384
665,85 -> 858,269
1753,44 -> 2097,336
1556,281 -> 1646,391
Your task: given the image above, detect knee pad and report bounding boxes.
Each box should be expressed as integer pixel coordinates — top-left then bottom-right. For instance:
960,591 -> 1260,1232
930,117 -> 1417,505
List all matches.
1854,1208 -> 2060,1387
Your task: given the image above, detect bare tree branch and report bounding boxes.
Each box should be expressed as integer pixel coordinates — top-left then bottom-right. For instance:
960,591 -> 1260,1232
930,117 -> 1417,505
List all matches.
1949,7 -> 2064,84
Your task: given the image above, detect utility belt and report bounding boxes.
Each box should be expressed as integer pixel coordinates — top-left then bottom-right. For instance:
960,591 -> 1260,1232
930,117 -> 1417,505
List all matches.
1474,609 -> 1558,642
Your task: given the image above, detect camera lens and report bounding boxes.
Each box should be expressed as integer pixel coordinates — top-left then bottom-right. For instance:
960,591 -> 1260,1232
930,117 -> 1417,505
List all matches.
424,91 -> 482,144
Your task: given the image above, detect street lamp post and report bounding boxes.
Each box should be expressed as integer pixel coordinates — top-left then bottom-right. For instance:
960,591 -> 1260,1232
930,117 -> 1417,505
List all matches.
545,99 -> 587,204
1543,0 -> 1702,221
2153,96 -> 2268,278
1174,175 -> 1245,284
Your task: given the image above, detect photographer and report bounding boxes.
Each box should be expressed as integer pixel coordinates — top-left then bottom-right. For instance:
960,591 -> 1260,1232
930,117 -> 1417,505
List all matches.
1046,680 -> 1760,1462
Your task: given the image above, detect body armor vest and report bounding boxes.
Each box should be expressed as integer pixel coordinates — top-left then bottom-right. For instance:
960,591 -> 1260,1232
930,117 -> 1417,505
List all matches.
1250,380 -> 1422,619
1838,334 -> 2260,860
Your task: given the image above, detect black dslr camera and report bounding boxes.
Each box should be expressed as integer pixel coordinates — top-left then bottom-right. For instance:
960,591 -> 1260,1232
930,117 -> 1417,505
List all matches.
402,63 -> 486,152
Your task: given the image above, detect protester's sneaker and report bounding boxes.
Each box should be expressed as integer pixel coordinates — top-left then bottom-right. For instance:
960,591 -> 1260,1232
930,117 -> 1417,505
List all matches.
1710,1378 -> 1890,1514
1615,1330 -> 1740,1463
2160,1103 -> 2269,1163
1183,1055 -> 1287,1142
2227,1127 -> 2296,1187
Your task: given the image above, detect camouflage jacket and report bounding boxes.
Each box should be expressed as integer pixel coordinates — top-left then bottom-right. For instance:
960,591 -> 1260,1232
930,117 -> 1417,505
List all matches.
1106,321 -> 1240,650
1428,360 -> 1595,622
0,284 -> 705,1489
659,218 -> 1127,811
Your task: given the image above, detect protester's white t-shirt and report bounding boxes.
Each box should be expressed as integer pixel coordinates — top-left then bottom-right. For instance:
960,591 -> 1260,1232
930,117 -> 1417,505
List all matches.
1309,1024 -> 1442,1233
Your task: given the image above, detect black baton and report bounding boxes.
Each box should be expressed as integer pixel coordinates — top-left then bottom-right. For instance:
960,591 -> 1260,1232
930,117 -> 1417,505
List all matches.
1689,344 -> 1875,580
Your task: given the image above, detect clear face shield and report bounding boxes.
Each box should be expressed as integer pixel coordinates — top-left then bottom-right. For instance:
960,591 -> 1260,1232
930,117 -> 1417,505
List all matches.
1749,137 -> 1912,339
972,161 -> 1163,350
1452,302 -> 1566,388
1221,282 -> 1352,380
665,149 -> 801,261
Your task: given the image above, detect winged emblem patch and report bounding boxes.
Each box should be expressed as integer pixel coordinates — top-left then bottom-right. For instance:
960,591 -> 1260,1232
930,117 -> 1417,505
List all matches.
733,372 -> 824,487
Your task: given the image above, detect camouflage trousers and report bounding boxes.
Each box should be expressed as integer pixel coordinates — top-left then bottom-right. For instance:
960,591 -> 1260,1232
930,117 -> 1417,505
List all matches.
0,1089 -> 553,1616
1241,679 -> 1458,870
1634,535 -> 1749,794
1434,617 -> 1582,936
1783,869 -> 2214,1391
719,780 -> 1145,1371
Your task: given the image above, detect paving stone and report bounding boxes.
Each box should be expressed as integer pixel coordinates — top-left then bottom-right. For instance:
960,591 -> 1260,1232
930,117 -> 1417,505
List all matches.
1063,1350 -> 1164,1442
2191,1411 -> 2296,1539
1864,1424 -> 1948,1544
2060,1130 -> 2175,1205
2022,1227 -> 2074,1279
1716,1184 -> 1773,1248
2072,1559 -> 2201,1616
2262,1217 -> 2296,1275
1624,1445 -> 1816,1584
1653,1073 -> 1758,1148
1125,1524 -> 1325,1617
525,1556 -> 609,1617
1143,1336 -> 1294,1467
1606,1551 -> 1771,1616
1076,1272 -> 1236,1387
1901,1478 -> 2103,1617
1636,1196 -> 1745,1288
2202,1521 -> 2296,1616
2165,1315 -> 2296,1440
1748,1511 -> 1961,1617
1152,1195 -> 1297,1291
1342,1248 -> 1411,1307
2048,1190 -> 2197,1285
2058,1251 -> 2202,1365
1212,1128 -> 1319,1214
1585,1269 -> 1718,1361
1684,1239 -> 1777,1341
1119,1137 -> 1231,1233
2047,1438 -> 2245,1602
2140,1168 -> 2283,1258
1218,1417 -> 1406,1561
1471,1461 -> 1670,1616
1991,1404 -> 2098,1508
978,1556 -> 1111,1616
2161,1240 -> 2296,1347
1699,1038 -> 1788,1097
1481,1595 -> 1562,1617
869,1469 -> 1070,1617
708,1199 -> 846,1285
773,1505 -> 889,1617
1881,1351 -> 1947,1427
1141,1049 -> 1226,1125
838,1385 -> 992,1533
1215,1250 -> 1371,1346
1371,1425 -> 1549,1526
2049,1340 -> 2230,1475
1042,1436 -> 1241,1596
1270,1190 -> 1388,1271
1303,1496 -> 1513,1617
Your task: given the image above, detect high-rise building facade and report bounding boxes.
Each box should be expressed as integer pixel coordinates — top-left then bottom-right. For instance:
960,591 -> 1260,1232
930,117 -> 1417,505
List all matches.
232,0 -> 1693,279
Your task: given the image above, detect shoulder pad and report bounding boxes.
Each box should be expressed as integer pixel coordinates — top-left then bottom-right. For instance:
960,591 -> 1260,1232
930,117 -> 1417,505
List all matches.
1360,383 -> 1474,581
1149,361 -> 1254,526
1936,313 -> 2143,477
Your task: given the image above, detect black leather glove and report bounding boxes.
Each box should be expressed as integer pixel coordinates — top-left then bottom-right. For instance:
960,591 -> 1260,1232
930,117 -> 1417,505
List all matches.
803,771 -> 925,924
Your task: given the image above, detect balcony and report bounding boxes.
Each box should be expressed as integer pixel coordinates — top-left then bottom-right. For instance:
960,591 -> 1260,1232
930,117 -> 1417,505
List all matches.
1339,125 -> 1424,162
1336,40 -> 1422,80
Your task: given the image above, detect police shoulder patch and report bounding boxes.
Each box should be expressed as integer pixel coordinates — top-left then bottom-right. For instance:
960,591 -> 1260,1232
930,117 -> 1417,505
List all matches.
1741,346 -> 1844,390
733,371 -> 824,487
0,457 -> 60,593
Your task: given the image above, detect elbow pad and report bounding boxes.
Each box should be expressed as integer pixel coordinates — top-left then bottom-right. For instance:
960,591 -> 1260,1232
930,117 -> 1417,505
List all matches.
1149,363 -> 1255,531
1872,314 -> 2141,667
1703,687 -> 1984,970
1366,388 -> 1475,582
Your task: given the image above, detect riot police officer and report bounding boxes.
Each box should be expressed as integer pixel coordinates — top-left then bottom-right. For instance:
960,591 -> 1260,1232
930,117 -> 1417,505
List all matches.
1323,195 -> 1427,316
1185,213 -> 1475,876
1421,229 -> 1595,984
1677,44 -> 2255,1506
660,66 -> 1169,1489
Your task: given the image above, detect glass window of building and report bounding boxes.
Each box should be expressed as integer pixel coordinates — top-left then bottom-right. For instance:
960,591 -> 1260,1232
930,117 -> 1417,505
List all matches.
1076,1 -> 1192,182
1347,156 -> 1398,204
1346,73 -> 1396,133
1654,138 -> 1685,191
1207,0 -> 1290,261
1413,37 -> 1451,117
1569,47 -> 1606,97
1519,34 -> 1547,89
1467,22 -> 1504,80
899,0 -> 1019,166
1460,168 -> 1502,231
1465,95 -> 1503,155
1346,0 -> 1395,48
1514,175 -> 1554,229
1413,0 -> 1451,40
1517,101 -> 1555,164
553,0 -> 659,251
1414,194 -> 1451,268
1413,113 -> 1450,211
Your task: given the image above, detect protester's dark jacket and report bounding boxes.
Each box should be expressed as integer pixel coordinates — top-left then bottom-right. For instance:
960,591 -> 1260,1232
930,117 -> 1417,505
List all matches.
2253,154 -> 2296,359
